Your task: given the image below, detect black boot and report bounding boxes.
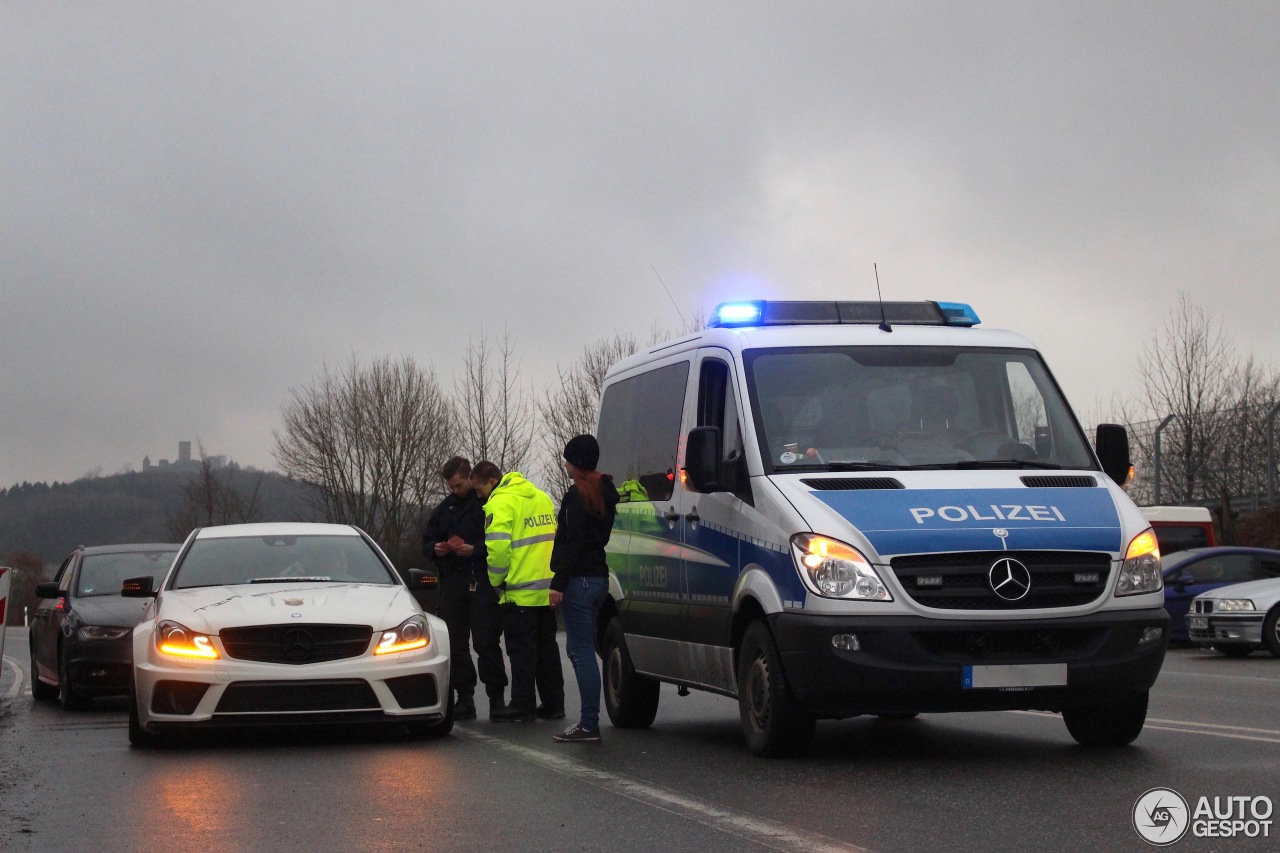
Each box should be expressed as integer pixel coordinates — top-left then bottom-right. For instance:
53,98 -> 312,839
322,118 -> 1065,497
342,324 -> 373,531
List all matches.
454,694 -> 477,721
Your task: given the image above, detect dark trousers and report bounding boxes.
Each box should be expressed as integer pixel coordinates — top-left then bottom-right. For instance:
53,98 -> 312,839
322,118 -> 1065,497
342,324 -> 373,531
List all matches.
501,604 -> 564,713
437,574 -> 508,702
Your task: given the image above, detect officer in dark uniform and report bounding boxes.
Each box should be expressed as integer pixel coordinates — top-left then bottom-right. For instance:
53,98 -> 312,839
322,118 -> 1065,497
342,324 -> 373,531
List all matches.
423,456 -> 508,720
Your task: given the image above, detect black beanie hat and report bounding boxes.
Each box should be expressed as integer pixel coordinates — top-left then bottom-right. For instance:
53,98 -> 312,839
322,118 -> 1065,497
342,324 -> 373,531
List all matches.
563,434 -> 600,471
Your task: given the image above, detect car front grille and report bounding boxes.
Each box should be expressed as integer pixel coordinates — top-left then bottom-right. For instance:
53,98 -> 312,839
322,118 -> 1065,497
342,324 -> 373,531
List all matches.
219,624 -> 372,664
1193,599 -> 1214,614
215,679 -> 380,713
890,551 -> 1111,610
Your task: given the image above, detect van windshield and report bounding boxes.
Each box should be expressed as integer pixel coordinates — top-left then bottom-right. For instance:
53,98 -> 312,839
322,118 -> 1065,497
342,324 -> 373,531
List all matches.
743,346 -> 1096,473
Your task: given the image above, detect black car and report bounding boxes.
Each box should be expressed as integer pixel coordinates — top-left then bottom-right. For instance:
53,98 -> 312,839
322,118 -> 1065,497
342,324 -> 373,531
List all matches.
30,543 -> 179,709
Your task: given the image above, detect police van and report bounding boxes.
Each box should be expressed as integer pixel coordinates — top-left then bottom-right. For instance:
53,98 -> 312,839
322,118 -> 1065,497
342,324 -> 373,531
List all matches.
593,299 -> 1168,756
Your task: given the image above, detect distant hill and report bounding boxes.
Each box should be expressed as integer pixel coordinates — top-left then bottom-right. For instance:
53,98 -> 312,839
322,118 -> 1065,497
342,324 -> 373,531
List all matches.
0,467 -> 320,566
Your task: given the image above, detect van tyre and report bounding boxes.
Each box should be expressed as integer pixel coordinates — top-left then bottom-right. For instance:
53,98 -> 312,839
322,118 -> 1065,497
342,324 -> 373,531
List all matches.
1214,644 -> 1253,659
30,643 -> 57,701
603,618 -> 659,728
1263,608 -> 1280,658
1062,690 -> 1148,747
737,621 -> 815,757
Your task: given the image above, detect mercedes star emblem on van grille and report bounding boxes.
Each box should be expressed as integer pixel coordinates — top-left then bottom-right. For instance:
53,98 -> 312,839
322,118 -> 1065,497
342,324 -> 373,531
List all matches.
988,558 -> 1031,601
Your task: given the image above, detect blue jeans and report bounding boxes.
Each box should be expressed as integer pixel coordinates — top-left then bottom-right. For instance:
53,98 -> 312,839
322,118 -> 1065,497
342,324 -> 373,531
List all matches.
561,576 -> 608,731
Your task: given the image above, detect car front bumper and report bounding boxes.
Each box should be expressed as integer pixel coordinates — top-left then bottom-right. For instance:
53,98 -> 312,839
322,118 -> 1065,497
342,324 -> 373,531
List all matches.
66,635 -> 134,696
1185,612 -> 1264,646
769,607 -> 1169,718
133,634 -> 452,732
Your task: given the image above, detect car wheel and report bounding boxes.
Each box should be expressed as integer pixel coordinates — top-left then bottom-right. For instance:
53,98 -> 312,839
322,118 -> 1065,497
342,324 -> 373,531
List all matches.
407,692 -> 454,739
58,644 -> 92,710
602,618 -> 659,729
1261,608 -> 1280,658
737,621 -> 815,758
1062,690 -> 1148,747
128,680 -> 163,748
1214,644 -> 1254,659
30,641 -> 58,701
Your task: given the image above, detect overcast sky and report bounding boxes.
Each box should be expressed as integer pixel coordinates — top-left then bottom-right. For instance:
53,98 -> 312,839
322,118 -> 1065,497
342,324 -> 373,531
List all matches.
3,2 -> 1278,487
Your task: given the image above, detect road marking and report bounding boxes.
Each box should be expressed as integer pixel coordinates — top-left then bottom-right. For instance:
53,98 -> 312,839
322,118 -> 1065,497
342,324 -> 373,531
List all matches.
456,728 -> 871,853
1012,711 -> 1280,745
2,656 -> 22,701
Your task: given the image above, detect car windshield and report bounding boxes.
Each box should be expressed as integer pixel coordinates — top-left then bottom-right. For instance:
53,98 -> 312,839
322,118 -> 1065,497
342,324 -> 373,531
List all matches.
77,550 -> 178,597
170,535 -> 397,589
744,346 -> 1096,472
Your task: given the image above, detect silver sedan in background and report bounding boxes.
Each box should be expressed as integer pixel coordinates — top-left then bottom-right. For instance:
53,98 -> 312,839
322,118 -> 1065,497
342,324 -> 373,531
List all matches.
1186,576 -> 1280,658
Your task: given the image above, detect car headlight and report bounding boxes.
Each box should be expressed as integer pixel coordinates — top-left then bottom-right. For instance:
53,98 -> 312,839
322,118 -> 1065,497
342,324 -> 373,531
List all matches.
155,620 -> 220,659
375,616 -> 430,655
78,625 -> 131,641
1115,528 -> 1162,596
1215,599 -> 1256,612
791,533 -> 892,601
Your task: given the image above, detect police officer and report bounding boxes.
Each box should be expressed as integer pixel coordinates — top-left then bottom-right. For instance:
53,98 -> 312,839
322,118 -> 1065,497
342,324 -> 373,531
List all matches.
470,460 -> 565,722
423,456 -> 508,720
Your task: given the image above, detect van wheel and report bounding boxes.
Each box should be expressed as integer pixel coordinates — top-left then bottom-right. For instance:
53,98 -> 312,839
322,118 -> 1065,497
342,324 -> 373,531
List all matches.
737,621 -> 815,757
128,680 -> 163,748
602,618 -> 659,728
1263,608 -> 1280,658
58,645 -> 92,710
1214,644 -> 1253,659
30,643 -> 58,701
1062,690 -> 1148,747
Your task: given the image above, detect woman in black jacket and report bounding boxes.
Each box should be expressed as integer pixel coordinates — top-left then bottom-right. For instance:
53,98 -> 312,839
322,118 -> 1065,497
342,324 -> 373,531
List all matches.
548,434 -> 619,743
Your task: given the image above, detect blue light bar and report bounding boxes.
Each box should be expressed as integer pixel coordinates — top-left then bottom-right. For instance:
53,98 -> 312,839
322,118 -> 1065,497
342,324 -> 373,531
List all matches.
709,301 -> 764,327
935,302 -> 981,326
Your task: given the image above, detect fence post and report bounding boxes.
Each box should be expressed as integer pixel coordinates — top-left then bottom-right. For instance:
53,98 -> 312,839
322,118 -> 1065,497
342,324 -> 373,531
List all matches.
1153,414 -> 1176,505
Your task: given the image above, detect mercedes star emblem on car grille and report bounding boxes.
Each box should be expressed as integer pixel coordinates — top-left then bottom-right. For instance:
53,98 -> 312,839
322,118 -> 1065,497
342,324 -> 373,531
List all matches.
281,627 -> 315,661
988,558 -> 1032,601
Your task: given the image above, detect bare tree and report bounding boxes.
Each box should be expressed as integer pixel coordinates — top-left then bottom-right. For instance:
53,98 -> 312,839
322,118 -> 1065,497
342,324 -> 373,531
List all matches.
167,442 -> 264,540
272,355 -> 455,560
539,333 -> 639,499
454,328 -> 536,476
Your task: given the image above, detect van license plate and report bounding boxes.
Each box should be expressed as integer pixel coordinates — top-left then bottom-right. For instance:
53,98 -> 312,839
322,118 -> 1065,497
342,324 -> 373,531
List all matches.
962,664 -> 1068,689
1189,617 -> 1208,630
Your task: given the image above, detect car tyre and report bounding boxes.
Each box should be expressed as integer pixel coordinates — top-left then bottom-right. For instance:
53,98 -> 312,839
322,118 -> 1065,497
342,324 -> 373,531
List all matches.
1214,644 -> 1254,659
602,618 -> 659,728
737,621 -> 815,758
30,642 -> 58,701
407,692 -> 454,739
1062,690 -> 1148,747
128,680 -> 163,748
1263,608 -> 1280,658
58,644 -> 92,710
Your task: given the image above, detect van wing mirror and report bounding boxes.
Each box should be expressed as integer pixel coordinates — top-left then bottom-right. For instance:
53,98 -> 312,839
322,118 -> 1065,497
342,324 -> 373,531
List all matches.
685,427 -> 722,492
1094,423 -> 1131,487
121,576 -> 156,598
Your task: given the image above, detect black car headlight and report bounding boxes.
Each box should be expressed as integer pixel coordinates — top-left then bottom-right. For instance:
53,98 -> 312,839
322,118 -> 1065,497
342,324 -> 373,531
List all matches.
375,616 -> 430,655
78,625 -> 131,641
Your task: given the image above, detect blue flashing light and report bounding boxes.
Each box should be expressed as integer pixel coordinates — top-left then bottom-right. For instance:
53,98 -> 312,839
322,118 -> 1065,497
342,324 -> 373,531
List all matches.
709,300 -> 764,327
936,302 -> 981,327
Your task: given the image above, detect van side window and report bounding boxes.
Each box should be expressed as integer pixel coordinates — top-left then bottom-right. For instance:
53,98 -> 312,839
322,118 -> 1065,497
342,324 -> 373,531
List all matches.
597,362 -> 689,503
698,358 -> 751,503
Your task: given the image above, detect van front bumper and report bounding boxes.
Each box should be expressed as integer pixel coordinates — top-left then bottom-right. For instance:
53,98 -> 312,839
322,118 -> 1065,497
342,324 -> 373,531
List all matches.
769,607 -> 1169,718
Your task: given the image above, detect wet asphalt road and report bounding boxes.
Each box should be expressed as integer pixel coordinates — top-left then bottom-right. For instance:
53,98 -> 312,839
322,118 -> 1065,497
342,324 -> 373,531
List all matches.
2,626 -> 1278,853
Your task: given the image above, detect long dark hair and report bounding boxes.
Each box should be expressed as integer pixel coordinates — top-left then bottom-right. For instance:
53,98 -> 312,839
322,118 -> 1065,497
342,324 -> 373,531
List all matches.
570,465 -> 605,517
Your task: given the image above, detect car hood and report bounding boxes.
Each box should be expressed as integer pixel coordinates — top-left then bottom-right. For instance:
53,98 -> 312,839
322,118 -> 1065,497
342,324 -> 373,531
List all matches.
1195,576 -> 1280,606
74,595 -> 154,628
156,583 -> 416,634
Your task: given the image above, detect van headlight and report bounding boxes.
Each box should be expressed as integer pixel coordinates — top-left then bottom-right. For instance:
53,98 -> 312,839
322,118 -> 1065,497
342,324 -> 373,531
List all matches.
1115,528 -> 1162,596
375,616 -> 430,655
791,534 -> 892,601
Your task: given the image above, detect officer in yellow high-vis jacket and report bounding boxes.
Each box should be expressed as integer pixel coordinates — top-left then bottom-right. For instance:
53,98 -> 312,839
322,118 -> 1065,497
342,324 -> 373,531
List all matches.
471,461 -> 565,722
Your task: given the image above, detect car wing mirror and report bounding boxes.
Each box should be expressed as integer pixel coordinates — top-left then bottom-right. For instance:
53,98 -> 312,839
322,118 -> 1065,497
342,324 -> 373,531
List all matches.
121,576 -> 157,598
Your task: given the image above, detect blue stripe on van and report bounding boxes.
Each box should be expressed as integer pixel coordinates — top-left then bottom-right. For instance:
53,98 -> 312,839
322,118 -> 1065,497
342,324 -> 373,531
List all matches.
812,488 -> 1122,557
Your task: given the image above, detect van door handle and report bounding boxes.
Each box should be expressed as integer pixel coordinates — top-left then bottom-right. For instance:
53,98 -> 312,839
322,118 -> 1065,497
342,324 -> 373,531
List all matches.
685,508 -> 700,527
663,507 -> 680,525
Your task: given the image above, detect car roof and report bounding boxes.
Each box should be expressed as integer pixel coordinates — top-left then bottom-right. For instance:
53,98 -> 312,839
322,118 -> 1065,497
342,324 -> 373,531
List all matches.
193,522 -> 362,540
80,543 -> 181,555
